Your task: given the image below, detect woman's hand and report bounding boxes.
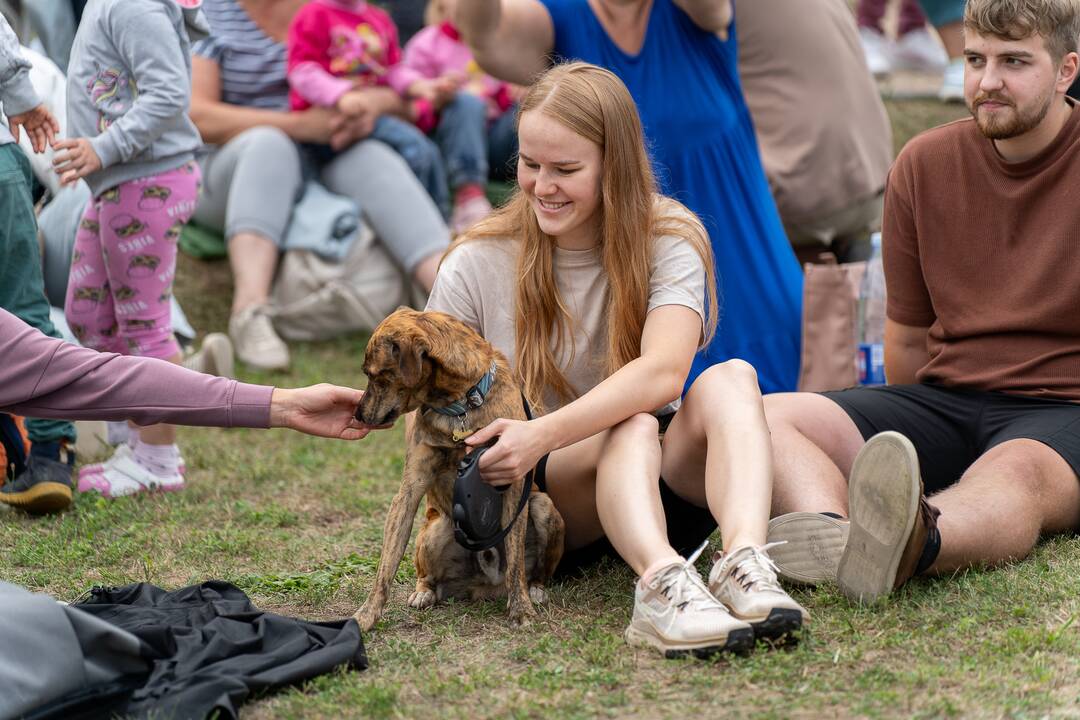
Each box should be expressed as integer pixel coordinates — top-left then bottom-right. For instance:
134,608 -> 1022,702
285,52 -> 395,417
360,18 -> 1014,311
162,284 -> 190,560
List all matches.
52,138 -> 103,185
465,417 -> 556,486
270,384 -> 376,440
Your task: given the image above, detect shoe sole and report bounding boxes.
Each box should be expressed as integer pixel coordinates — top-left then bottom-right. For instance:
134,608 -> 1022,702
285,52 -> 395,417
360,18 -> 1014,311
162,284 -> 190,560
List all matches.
746,608 -> 805,644
201,333 -> 235,379
836,431 -> 921,605
0,481 -> 73,514
767,512 -> 850,586
624,625 -> 756,659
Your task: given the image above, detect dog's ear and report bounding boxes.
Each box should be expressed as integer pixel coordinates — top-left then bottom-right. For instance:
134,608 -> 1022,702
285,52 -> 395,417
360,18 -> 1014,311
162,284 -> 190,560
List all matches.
396,338 -> 428,387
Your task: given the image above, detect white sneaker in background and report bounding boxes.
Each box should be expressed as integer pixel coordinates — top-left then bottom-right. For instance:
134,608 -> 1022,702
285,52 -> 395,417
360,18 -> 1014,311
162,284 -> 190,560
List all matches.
708,543 -> 809,642
939,57 -> 966,102
228,306 -> 290,371
624,544 -> 755,658
182,332 -> 235,379
859,27 -> 896,77
894,27 -> 949,73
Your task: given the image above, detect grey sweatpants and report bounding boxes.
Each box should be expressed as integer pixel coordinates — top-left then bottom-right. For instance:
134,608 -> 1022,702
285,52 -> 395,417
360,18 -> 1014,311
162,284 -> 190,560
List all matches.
193,126 -> 450,273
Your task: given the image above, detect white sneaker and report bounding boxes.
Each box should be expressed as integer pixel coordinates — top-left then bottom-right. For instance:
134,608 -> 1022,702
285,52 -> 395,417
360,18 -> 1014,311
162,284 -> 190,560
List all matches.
939,57 -> 965,103
859,27 -> 896,77
625,543 -> 755,658
77,451 -> 184,499
78,443 -> 187,486
894,28 -> 948,73
182,332 -> 235,379
709,544 -> 809,642
228,306 -> 289,371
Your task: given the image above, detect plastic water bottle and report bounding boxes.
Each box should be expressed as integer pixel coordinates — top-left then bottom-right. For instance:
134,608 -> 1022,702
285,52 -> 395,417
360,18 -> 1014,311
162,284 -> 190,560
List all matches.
857,233 -> 887,385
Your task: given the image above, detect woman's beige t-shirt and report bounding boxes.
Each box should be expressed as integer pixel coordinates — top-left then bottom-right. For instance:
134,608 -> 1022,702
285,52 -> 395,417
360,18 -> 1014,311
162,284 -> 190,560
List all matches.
425,231 -> 706,413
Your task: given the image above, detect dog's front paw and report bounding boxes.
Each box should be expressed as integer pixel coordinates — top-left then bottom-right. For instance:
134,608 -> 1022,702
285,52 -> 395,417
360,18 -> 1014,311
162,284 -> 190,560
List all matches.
408,588 -> 436,609
507,600 -> 537,627
528,584 -> 547,605
354,604 -> 379,632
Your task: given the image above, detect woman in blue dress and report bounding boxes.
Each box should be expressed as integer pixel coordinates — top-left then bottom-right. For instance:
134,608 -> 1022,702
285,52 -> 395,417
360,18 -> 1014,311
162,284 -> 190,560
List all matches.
456,0 -> 803,393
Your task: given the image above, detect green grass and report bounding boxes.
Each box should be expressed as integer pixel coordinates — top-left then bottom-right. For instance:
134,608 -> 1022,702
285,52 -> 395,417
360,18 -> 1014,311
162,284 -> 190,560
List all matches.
5,99 -> 1079,718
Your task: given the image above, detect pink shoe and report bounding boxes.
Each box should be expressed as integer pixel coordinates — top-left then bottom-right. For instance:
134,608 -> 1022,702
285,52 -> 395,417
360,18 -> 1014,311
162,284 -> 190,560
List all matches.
78,444 -> 186,480
77,452 -> 184,499
450,194 -> 493,235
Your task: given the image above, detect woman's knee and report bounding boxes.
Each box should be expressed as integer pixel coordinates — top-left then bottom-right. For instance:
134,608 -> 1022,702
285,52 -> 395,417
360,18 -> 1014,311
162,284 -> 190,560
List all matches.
683,360 -> 761,417
234,125 -> 300,161
604,413 -> 660,450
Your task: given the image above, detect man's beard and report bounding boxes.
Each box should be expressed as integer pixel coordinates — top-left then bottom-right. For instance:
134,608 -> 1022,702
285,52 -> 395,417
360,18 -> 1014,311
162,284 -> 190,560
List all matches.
968,87 -> 1055,140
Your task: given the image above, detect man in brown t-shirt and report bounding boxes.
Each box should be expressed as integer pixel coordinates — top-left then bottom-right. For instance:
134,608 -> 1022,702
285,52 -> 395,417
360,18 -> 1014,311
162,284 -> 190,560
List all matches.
759,0 -> 1080,604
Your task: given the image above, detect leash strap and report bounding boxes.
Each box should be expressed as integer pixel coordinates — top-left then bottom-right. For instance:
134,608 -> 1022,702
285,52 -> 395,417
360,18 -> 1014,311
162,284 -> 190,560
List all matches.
453,395 -> 537,553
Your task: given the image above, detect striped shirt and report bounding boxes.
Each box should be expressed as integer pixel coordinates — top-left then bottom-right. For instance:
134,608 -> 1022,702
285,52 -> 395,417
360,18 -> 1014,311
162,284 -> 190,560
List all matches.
194,0 -> 290,110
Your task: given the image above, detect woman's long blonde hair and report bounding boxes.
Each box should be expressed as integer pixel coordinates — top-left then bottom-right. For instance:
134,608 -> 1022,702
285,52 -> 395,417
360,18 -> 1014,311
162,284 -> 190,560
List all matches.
448,62 -> 719,413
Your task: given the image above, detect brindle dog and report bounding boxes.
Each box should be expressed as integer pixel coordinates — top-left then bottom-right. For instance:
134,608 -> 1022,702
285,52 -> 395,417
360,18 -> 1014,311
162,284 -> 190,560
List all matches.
353,308 -> 564,630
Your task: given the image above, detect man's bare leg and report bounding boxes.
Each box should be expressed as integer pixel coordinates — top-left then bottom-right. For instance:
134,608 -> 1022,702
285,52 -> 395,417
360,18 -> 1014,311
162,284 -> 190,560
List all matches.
929,439 -> 1080,573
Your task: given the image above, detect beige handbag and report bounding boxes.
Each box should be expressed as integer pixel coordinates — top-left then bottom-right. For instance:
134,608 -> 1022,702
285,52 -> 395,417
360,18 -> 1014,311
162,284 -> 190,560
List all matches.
797,254 -> 867,392
268,219 -> 427,341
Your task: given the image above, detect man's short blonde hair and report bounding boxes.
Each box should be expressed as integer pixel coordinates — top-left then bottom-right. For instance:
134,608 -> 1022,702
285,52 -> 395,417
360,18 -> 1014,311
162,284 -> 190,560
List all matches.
964,0 -> 1080,62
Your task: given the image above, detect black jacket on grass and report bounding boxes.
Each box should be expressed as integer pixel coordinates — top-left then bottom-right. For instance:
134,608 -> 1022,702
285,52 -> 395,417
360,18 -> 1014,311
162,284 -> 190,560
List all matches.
5,580 -> 367,720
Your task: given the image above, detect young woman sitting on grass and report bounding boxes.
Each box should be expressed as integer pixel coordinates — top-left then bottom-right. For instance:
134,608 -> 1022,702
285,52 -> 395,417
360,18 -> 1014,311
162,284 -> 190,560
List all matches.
425,62 -> 808,658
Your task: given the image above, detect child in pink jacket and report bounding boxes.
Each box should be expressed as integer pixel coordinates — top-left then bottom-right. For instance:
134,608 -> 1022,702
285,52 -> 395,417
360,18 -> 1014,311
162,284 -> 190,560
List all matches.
397,0 -> 519,234
287,0 -> 450,215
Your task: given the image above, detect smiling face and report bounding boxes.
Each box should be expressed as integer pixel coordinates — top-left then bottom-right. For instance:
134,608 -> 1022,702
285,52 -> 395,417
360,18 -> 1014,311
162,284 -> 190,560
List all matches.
964,31 -> 1067,140
516,109 -> 604,250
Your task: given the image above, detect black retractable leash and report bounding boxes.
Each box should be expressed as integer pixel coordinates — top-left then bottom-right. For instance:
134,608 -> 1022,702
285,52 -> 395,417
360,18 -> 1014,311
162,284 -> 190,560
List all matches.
451,397 -> 535,552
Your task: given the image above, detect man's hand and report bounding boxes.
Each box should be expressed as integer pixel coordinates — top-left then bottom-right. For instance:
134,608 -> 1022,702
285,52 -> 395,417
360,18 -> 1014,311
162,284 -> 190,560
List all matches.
270,384 -> 376,440
8,104 -> 59,154
52,137 -> 103,185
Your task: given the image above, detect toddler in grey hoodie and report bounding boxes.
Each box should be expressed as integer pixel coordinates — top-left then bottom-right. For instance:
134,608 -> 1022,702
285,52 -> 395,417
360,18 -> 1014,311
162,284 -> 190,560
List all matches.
56,0 -> 216,499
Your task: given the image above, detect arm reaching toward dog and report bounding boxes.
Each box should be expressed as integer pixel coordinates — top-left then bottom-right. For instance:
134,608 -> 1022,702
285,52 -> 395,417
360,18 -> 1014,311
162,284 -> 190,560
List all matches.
0,308 -> 371,439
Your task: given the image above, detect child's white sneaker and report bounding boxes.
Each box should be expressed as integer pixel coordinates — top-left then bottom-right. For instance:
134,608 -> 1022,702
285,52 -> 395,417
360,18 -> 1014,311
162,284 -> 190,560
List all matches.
77,450 -> 184,499
625,544 -> 755,658
709,543 -> 809,642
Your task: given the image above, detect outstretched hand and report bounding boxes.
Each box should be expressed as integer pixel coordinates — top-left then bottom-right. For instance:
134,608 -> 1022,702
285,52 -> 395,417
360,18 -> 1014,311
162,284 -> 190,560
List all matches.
465,417 -> 554,486
8,103 -> 59,153
270,385 -> 375,440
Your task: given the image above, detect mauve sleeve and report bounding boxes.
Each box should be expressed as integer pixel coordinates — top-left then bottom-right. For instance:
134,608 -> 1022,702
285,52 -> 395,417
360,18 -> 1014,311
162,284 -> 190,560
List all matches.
0,310 -> 272,428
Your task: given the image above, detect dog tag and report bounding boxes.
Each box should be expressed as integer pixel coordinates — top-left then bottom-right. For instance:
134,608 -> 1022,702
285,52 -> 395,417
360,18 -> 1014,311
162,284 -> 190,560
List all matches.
452,428 -> 475,443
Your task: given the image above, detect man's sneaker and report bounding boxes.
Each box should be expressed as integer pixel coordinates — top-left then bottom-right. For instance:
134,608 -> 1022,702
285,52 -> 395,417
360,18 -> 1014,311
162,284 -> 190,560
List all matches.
229,305 -> 289,371
859,27 -> 896,77
625,544 -> 755,658
894,28 -> 949,73
939,57 -> 965,102
766,512 -> 850,586
1,443 -> 75,514
708,544 -> 809,642
836,431 -> 941,604
77,451 -> 184,499
182,332 -> 235,378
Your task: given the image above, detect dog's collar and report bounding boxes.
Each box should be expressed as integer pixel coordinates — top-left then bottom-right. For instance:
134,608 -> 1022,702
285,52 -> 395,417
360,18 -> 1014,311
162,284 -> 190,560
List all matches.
428,361 -> 498,417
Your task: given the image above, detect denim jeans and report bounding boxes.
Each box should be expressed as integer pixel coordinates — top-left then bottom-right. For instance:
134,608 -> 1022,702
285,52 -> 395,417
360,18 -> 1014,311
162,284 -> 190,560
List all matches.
371,115 -> 450,218
435,93 -> 519,189
0,144 -> 75,444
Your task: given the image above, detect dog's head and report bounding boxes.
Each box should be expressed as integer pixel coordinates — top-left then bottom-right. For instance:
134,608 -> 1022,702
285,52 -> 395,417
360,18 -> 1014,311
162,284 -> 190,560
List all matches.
356,308 -> 495,427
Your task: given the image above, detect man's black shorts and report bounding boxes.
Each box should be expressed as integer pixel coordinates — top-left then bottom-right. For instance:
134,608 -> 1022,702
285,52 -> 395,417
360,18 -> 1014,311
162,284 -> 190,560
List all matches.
822,384 -> 1080,494
533,411 -> 717,576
